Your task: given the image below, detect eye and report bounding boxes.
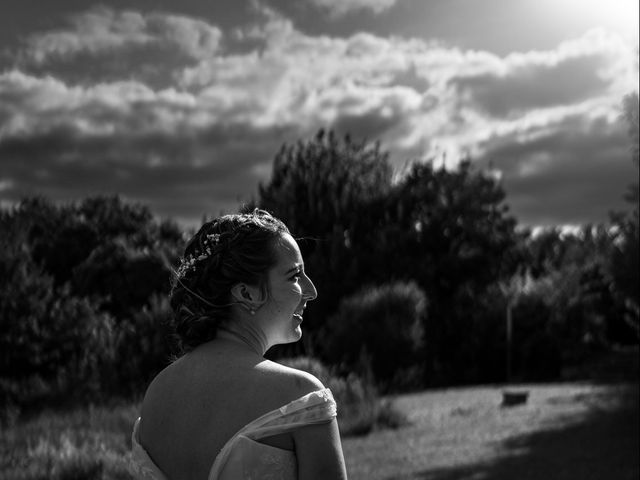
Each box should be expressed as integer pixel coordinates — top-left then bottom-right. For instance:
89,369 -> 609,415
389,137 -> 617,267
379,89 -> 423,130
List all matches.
289,268 -> 303,280
290,271 -> 301,280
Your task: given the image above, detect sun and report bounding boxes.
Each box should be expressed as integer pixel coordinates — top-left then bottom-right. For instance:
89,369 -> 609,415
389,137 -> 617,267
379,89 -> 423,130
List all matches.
549,0 -> 639,41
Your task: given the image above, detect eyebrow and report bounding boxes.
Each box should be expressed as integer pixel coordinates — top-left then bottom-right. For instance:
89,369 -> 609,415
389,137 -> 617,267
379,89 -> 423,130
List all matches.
285,264 -> 302,275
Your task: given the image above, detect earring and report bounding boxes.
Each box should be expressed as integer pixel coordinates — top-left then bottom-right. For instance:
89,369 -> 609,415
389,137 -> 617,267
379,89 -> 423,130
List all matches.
249,308 -> 256,316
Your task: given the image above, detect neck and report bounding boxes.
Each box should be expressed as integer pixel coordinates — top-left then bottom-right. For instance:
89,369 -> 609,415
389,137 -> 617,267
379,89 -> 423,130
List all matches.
217,319 -> 268,357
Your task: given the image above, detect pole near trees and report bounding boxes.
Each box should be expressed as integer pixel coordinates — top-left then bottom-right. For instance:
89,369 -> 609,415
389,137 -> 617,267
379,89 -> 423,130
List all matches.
500,272 -> 527,384
506,299 -> 514,383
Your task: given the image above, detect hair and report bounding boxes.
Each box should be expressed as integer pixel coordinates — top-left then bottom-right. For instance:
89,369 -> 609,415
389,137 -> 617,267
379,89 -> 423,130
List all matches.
169,209 -> 290,353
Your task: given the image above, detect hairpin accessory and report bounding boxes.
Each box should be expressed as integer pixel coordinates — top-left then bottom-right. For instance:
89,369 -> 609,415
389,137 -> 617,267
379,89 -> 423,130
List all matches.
176,232 -> 222,278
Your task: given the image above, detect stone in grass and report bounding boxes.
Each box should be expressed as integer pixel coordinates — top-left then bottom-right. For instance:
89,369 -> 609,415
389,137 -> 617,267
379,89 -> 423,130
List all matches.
501,389 -> 529,407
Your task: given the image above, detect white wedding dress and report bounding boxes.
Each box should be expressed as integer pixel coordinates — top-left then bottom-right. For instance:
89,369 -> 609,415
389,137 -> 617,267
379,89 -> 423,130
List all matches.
131,388 -> 336,479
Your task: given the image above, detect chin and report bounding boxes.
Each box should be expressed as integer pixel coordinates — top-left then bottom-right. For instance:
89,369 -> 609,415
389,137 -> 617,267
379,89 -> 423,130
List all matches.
275,328 -> 302,346
293,325 -> 302,339
285,326 -> 302,343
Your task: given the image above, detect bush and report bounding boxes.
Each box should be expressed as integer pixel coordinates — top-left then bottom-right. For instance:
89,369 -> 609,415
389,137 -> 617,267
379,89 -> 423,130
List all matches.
0,196 -> 182,412
322,281 -> 427,391
0,241 -> 117,411
522,332 -> 562,381
280,356 -> 407,436
72,241 -> 171,318
111,295 -> 174,397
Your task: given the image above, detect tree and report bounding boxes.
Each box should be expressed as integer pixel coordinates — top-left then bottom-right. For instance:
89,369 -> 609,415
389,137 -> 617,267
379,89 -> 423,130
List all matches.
608,92 -> 640,341
0,195 -> 183,407
0,211 -> 116,409
382,159 -> 520,384
258,130 -> 394,351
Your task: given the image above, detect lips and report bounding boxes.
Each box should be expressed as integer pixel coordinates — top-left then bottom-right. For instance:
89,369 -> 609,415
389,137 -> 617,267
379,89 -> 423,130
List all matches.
293,304 -> 306,322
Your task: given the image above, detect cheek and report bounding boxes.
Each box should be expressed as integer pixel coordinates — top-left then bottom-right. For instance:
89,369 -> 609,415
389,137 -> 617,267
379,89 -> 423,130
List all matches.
290,284 -> 302,295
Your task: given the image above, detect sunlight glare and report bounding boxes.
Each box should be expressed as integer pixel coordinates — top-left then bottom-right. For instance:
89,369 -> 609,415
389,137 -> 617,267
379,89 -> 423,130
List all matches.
544,0 -> 639,42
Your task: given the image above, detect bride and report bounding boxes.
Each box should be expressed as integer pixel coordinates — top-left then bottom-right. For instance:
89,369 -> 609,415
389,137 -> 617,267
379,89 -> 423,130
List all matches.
131,210 -> 348,479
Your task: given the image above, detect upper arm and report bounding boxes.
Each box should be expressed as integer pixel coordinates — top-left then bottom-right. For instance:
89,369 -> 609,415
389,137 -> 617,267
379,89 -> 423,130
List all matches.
293,417 -> 348,480
280,368 -> 348,479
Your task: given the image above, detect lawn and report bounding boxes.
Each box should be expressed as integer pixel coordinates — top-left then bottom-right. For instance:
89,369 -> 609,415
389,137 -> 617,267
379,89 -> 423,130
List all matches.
1,382 -> 637,479
343,382 -> 639,480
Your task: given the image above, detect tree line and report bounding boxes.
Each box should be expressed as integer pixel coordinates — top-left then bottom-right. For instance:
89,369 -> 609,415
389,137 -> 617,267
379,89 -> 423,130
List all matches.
1,97 -> 637,410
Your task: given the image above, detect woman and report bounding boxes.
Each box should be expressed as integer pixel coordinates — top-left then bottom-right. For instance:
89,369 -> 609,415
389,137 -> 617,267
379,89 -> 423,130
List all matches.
131,210 -> 348,479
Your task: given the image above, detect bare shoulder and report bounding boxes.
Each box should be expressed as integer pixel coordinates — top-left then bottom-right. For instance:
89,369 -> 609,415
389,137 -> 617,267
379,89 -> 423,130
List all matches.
256,360 -> 326,404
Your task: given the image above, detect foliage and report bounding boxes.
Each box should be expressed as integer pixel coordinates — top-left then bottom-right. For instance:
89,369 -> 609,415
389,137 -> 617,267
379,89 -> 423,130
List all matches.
111,295 -> 174,397
382,160 -> 520,384
71,240 -> 171,318
259,129 -> 392,237
608,92 -> 640,341
523,225 -> 636,346
258,131 -> 521,384
258,129 -> 394,345
3,117 -> 639,416
0,196 -> 181,410
609,212 -> 639,339
0,217 -> 115,410
322,282 -> 426,390
280,356 -> 407,436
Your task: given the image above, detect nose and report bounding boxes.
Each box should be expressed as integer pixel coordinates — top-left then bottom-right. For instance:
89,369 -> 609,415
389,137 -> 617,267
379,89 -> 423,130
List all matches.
302,273 -> 317,301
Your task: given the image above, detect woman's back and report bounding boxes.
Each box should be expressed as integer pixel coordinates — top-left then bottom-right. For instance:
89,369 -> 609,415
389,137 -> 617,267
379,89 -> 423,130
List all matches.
138,340 -> 322,480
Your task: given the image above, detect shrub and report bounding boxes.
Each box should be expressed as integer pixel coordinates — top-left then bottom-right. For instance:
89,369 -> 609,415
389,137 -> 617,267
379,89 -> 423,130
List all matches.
0,244 -> 117,411
322,281 -> 427,390
112,295 -> 174,397
522,332 -> 562,381
0,196 -> 181,412
280,356 -> 407,436
72,241 -> 171,319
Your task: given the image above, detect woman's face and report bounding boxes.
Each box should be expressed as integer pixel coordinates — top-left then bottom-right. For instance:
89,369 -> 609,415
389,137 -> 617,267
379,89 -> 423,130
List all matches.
261,233 -> 317,344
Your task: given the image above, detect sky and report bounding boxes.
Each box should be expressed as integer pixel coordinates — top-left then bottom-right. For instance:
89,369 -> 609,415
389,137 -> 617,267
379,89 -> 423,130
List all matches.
0,0 -> 638,228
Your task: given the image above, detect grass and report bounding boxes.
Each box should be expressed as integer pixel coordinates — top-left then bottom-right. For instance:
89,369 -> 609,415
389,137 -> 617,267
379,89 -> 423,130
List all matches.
342,382 -> 639,480
1,403 -> 140,480
1,382 -> 637,479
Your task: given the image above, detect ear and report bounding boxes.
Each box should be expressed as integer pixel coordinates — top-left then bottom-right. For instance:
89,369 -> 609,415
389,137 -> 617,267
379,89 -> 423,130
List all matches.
230,282 -> 267,310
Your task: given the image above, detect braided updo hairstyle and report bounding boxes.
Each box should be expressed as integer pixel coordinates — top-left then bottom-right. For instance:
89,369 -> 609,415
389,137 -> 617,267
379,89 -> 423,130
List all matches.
169,209 -> 289,353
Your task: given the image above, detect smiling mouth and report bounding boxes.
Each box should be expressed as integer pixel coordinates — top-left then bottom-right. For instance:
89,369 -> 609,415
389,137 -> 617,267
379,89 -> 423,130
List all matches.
293,305 -> 305,322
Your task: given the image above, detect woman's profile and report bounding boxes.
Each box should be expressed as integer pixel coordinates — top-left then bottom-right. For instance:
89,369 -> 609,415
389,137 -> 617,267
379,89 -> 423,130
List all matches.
131,209 -> 348,479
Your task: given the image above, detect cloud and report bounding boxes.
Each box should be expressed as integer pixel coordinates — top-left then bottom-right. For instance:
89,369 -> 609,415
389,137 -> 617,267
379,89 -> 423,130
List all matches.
0,7 -> 637,226
0,109 -> 289,223
301,0 -> 397,17
474,112 -> 637,225
259,0 -> 397,19
452,30 -> 636,118
21,6 -> 222,64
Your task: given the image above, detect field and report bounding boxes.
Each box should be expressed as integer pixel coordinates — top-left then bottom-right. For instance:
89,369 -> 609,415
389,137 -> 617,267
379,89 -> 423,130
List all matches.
1,382 -> 638,479
344,382 -> 639,480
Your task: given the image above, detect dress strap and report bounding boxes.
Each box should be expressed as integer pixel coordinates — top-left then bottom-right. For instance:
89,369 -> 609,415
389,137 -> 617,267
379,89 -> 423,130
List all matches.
244,388 -> 337,440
